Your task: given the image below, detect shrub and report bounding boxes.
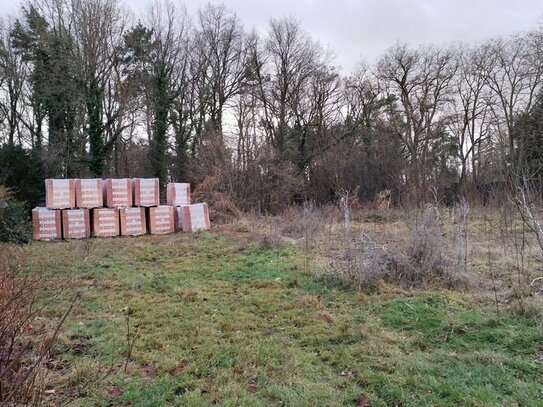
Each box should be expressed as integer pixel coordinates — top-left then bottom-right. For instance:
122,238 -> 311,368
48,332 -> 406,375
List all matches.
0,144 -> 45,208
191,138 -> 302,218
0,199 -> 32,244
326,206 -> 470,291
402,205 -> 449,286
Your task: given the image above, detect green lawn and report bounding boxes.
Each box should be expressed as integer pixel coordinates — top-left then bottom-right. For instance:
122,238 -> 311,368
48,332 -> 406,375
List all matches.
28,232 -> 543,406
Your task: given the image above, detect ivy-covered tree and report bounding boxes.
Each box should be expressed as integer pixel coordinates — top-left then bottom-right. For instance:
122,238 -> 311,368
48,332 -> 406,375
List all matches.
11,5 -> 83,176
0,143 -> 44,207
123,2 -> 187,190
73,0 -> 127,177
513,90 -> 543,179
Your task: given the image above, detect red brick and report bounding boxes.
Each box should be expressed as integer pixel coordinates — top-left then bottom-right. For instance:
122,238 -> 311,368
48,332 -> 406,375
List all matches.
104,179 -> 132,207
166,183 -> 191,206
176,203 -> 210,232
92,208 -> 120,237
75,178 -> 103,208
32,207 -> 62,240
148,206 -> 175,235
119,207 -> 147,236
45,179 -> 75,209
133,178 -> 159,207
62,209 -> 91,239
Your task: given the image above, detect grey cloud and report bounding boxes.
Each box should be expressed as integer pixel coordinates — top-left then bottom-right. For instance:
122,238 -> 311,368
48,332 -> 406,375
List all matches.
1,0 -> 541,71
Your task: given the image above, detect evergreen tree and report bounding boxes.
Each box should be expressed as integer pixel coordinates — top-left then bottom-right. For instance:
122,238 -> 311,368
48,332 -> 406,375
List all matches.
11,5 -> 83,176
513,90 -> 543,179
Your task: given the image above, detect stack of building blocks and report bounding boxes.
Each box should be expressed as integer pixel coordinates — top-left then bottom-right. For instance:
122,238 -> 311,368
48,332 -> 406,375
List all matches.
75,178 -> 103,208
119,207 -> 147,236
167,182 -> 210,232
32,207 -> 62,240
92,208 -> 120,237
33,178 -> 209,241
176,202 -> 210,232
148,206 -> 175,235
133,178 -> 159,207
45,179 -> 75,209
166,182 -> 191,206
104,178 -> 132,208
62,208 -> 91,239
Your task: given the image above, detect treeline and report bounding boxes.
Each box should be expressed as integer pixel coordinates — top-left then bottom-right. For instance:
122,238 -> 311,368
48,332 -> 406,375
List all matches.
1,0 -> 543,211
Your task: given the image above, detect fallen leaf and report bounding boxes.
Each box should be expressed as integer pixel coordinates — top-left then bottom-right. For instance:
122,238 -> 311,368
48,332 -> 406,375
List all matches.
321,311 -> 334,324
172,359 -> 189,375
108,387 -> 124,399
141,363 -> 157,378
358,397 -> 370,407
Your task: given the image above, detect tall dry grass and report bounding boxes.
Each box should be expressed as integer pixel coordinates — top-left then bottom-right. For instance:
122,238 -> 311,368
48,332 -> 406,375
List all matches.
229,200 -> 542,318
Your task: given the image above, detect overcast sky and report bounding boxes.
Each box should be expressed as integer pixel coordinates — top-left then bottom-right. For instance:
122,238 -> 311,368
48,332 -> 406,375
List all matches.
1,0 -> 542,72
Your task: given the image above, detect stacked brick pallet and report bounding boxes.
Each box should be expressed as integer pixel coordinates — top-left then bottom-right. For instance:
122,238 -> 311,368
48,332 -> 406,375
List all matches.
32,178 -> 210,241
167,183 -> 210,232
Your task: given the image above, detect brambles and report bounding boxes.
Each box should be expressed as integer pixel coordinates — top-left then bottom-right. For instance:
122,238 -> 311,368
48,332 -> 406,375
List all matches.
0,247 -> 74,405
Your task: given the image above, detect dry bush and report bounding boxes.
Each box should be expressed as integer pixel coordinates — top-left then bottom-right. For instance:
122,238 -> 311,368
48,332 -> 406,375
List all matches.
257,233 -> 284,250
325,205 -> 470,291
505,183 -> 543,316
0,185 -> 11,202
192,169 -> 243,223
325,234 -> 397,290
0,246 -> 74,406
239,200 -> 475,292
192,138 -> 302,219
512,185 -> 543,256
404,205 -> 449,285
306,133 -> 403,206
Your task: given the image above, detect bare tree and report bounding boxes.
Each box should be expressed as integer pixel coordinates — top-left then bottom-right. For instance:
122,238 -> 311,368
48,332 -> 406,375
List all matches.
476,34 -> 543,167
193,3 -> 248,140
377,43 -> 458,203
256,18 -> 336,169
233,34 -> 260,171
446,45 -> 492,187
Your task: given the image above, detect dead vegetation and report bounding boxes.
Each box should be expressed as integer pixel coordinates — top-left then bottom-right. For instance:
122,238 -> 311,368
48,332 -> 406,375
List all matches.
0,246 -> 46,406
222,199 -> 543,320
0,185 -> 11,202
0,246 -> 77,406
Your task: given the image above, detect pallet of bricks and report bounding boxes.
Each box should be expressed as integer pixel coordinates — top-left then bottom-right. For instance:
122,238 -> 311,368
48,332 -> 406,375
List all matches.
32,178 -> 210,241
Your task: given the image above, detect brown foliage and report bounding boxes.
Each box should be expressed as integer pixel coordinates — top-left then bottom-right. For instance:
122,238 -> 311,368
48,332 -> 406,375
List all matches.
0,246 -> 74,406
0,185 -> 11,202
191,137 -> 302,219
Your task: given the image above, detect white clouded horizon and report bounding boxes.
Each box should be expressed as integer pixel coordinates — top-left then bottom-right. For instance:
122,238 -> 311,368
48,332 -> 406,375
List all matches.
1,0 -> 541,72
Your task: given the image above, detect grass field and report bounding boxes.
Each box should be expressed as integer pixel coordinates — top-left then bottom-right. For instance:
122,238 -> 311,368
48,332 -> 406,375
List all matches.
22,224 -> 543,407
